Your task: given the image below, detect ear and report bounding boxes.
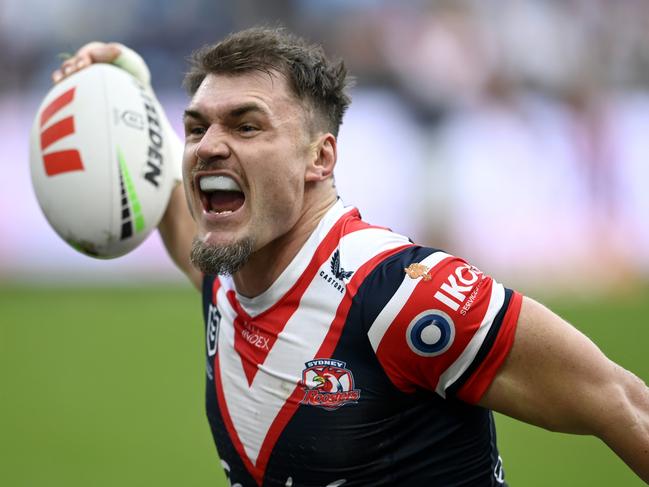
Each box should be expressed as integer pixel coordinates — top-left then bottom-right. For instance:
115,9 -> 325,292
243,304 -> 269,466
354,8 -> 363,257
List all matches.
305,133 -> 337,183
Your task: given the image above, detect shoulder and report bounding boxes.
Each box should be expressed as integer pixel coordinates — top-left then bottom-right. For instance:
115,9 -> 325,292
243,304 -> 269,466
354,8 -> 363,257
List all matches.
349,243 -> 523,403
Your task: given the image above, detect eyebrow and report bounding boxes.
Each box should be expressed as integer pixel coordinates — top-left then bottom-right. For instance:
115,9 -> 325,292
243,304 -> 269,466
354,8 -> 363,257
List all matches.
183,103 -> 270,123
229,103 -> 269,118
183,109 -> 206,123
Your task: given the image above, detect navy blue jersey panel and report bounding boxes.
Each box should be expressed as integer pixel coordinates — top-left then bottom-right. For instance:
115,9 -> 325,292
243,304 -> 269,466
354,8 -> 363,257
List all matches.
354,245 -> 440,334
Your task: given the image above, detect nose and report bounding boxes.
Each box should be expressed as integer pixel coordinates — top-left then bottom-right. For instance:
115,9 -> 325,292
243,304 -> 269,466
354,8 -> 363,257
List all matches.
194,125 -> 231,164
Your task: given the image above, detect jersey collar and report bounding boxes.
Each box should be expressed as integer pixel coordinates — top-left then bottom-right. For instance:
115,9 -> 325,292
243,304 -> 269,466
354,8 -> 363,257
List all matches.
223,199 -> 352,316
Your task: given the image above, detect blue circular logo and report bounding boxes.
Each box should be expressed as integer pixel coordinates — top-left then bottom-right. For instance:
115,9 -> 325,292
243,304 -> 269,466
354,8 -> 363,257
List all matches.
406,310 -> 455,357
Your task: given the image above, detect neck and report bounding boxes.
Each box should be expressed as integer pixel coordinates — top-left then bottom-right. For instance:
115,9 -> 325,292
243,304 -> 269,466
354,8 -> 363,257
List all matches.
232,189 -> 338,298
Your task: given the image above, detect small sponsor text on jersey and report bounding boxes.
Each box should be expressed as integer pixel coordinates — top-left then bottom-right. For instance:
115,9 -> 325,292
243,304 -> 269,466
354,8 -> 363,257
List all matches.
434,263 -> 483,314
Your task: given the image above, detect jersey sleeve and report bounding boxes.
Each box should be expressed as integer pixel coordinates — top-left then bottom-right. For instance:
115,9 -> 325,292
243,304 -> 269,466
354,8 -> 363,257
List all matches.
363,247 -> 522,404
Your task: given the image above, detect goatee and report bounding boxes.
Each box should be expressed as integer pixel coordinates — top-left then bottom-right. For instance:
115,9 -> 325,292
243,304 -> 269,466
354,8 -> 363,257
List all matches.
190,237 -> 254,275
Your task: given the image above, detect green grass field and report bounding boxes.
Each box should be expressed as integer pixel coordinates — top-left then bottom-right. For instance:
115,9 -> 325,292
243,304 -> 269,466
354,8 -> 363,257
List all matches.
1,283 -> 647,486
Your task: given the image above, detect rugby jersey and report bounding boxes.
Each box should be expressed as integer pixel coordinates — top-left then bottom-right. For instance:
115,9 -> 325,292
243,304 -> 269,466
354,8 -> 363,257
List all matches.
201,200 -> 522,486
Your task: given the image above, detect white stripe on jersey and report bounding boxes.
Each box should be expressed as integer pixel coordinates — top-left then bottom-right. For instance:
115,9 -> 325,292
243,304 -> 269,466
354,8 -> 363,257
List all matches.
367,251 -> 452,353
435,280 -> 505,397
215,225 -> 411,467
338,227 -> 411,283
235,200 -> 350,317
217,260 -> 347,466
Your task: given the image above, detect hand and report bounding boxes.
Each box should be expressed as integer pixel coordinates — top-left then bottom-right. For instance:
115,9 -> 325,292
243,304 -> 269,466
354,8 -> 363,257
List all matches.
52,42 -> 122,83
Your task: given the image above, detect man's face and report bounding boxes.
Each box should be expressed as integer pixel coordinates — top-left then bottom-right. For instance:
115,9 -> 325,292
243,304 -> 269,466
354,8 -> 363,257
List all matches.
182,71 -> 314,272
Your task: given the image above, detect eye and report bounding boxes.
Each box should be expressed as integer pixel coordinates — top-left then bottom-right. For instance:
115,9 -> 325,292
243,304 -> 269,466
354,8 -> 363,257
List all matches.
185,125 -> 206,139
237,123 -> 259,136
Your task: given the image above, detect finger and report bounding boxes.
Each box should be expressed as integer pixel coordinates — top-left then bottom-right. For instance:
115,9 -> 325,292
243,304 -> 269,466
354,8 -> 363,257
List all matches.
77,42 -> 121,64
75,41 -> 110,59
73,54 -> 92,70
61,58 -> 79,77
55,53 -> 93,81
51,42 -> 122,84
51,59 -> 77,83
52,69 -> 63,83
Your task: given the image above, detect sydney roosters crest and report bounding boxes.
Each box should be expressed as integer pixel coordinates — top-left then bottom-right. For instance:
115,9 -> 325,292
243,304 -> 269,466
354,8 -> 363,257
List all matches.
300,359 -> 361,411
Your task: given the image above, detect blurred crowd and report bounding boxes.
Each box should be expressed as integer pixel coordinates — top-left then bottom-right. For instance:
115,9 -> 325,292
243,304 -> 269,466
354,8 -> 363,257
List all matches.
2,0 -> 648,291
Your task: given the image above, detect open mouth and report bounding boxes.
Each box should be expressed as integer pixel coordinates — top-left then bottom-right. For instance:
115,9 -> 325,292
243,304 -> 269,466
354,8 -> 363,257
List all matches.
198,175 -> 245,215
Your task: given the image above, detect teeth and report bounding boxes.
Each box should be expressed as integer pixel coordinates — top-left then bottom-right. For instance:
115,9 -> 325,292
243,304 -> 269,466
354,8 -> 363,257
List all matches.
199,175 -> 241,192
208,210 -> 233,215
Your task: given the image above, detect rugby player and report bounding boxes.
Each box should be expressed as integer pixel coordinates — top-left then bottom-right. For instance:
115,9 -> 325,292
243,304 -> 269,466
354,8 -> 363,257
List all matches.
53,28 -> 649,486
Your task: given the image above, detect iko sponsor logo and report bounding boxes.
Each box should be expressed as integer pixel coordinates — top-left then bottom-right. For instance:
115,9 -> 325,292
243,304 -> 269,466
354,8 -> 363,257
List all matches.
39,87 -> 85,176
300,359 -> 361,410
433,264 -> 483,315
206,303 -> 221,357
406,310 -> 455,357
319,249 -> 353,294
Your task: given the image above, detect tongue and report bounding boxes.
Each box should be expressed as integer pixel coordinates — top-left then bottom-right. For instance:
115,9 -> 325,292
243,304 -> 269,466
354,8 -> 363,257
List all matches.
208,191 -> 245,212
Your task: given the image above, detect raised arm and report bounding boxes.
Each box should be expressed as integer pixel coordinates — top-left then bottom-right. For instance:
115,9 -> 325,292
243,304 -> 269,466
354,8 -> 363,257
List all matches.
158,183 -> 201,289
479,296 -> 649,483
53,42 -> 201,290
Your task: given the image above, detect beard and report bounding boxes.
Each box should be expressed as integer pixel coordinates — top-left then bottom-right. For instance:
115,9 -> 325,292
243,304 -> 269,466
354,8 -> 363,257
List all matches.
190,236 -> 254,276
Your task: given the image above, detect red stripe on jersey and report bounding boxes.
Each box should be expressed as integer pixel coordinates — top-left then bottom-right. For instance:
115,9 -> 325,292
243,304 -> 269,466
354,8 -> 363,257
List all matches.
212,276 -> 221,303
318,244 -> 414,359
253,243 -> 413,481
40,87 -> 75,127
245,209 -> 374,321
212,208 -> 393,484
212,353 -> 262,484
456,291 -> 523,404
40,116 -> 75,151
226,208 -> 381,386
375,257 -> 497,394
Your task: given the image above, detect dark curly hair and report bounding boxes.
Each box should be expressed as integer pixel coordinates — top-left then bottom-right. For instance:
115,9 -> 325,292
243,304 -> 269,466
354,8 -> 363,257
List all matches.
183,26 -> 352,136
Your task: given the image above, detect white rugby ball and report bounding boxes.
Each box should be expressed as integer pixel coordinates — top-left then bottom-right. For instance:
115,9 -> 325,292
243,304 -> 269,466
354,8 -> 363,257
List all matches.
29,63 -> 176,258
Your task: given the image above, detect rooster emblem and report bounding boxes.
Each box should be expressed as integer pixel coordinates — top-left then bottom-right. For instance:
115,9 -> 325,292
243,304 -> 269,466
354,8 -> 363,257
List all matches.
313,373 -> 344,393
301,359 -> 361,410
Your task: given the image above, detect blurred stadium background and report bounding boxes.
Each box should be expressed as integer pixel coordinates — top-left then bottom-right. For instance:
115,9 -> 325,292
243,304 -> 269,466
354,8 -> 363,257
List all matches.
1,0 -> 648,485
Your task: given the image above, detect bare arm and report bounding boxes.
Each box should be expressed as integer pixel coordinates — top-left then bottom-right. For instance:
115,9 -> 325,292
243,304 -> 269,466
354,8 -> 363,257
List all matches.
479,296 -> 649,483
159,183 -> 202,290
